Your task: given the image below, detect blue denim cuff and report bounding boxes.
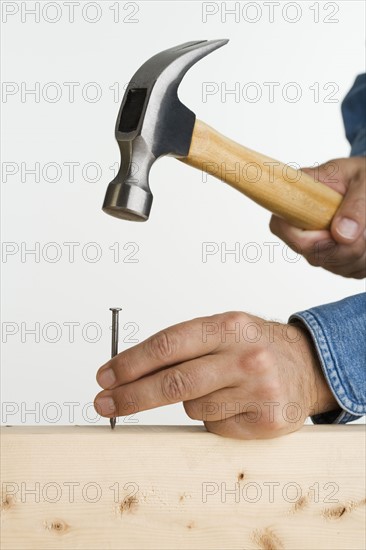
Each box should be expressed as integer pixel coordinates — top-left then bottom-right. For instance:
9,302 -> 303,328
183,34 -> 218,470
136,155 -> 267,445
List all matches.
289,311 -> 364,425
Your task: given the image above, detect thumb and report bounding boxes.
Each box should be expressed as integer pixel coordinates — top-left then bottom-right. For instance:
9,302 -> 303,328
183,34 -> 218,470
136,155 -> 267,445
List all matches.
330,178 -> 365,243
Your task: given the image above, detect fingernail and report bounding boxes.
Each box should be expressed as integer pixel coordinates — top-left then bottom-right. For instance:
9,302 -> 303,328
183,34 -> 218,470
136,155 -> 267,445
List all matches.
95,396 -> 115,416
337,218 -> 359,240
98,368 -> 116,388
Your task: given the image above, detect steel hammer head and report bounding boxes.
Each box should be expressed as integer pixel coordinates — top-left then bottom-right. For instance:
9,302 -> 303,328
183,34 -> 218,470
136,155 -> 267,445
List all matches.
102,39 -> 228,221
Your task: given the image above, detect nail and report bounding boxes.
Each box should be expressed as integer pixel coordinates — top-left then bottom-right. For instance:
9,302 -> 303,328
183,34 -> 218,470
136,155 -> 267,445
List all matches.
337,218 -> 359,240
98,368 -> 116,389
95,396 -> 116,416
109,307 -> 121,430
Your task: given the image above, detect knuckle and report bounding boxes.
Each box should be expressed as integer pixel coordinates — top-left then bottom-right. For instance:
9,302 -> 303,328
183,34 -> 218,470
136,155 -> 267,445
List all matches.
203,420 -> 217,436
309,246 -> 340,269
269,216 -> 281,237
240,347 -> 272,376
161,369 -> 193,402
224,310 -> 247,326
306,253 -> 322,267
116,389 -> 139,414
147,330 -> 176,361
260,416 -> 285,434
183,400 -> 201,420
116,354 -> 134,381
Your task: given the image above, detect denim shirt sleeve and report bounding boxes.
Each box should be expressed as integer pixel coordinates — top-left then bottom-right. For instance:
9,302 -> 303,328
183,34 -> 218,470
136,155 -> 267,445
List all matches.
285,77 -> 366,425
341,73 -> 366,156
289,293 -> 366,424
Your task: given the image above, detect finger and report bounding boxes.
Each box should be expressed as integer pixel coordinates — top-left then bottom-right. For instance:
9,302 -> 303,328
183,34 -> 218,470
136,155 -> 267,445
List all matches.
183,376 -> 273,422
301,159 -> 349,194
204,414 -> 298,440
269,215 -> 331,255
96,315 -> 225,389
331,177 -> 366,244
305,238 -> 366,273
184,392 -> 237,422
302,159 -> 366,242
270,214 -> 366,274
184,391 -> 253,422
204,415 -> 261,439
94,354 -> 239,417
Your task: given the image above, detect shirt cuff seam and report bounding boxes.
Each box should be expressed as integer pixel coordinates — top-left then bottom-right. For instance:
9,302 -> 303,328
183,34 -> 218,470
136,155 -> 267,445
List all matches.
289,311 -> 365,416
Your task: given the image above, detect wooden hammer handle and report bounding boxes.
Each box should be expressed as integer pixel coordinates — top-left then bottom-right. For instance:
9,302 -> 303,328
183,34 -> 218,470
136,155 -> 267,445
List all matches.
181,119 -> 342,230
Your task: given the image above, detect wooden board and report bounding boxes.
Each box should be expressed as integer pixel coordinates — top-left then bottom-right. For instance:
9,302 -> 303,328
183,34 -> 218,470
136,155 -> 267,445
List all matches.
1,425 -> 365,549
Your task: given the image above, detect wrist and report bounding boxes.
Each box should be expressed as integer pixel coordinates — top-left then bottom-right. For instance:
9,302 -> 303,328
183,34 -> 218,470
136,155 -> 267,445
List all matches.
294,323 -> 339,417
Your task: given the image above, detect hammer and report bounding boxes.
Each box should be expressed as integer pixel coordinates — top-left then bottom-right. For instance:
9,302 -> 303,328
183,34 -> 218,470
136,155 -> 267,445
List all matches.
103,40 -> 342,229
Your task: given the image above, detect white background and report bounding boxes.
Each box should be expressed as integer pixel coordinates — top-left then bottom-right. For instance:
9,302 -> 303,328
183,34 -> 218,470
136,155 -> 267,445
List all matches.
1,0 -> 365,426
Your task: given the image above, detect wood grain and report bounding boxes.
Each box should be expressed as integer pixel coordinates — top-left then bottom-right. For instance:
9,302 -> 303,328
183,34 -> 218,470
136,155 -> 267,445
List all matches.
1,425 -> 365,549
181,119 -> 343,229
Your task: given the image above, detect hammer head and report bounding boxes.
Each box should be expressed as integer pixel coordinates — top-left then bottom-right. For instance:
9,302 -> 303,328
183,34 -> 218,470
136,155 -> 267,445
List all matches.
102,39 -> 228,221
